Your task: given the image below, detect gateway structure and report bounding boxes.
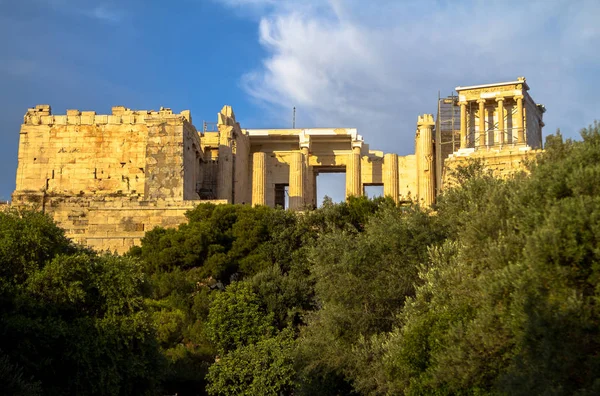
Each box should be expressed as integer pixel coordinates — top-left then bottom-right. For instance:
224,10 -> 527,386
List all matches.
12,77 -> 545,252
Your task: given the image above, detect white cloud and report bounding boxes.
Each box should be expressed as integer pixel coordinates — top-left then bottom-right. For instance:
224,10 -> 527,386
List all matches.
85,5 -> 123,23
220,0 -> 600,153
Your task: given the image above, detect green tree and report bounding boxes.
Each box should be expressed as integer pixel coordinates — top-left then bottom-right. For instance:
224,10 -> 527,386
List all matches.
296,204 -> 446,394
375,125 -> 600,395
206,281 -> 275,355
206,329 -> 296,396
0,210 -> 163,395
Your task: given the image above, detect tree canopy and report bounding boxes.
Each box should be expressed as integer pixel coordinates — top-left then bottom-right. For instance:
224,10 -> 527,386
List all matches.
2,122 -> 600,395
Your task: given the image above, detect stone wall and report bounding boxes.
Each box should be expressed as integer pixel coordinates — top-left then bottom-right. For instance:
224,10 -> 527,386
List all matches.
16,105 -> 201,200
13,104 -> 213,253
524,94 -> 544,149
12,191 -> 225,253
442,146 -> 543,189
398,154 -> 418,201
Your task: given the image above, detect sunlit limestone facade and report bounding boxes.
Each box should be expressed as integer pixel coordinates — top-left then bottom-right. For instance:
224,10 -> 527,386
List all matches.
11,78 -> 543,252
444,77 -> 545,183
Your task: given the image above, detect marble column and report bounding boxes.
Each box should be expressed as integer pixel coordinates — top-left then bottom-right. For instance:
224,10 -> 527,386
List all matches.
251,152 -> 267,206
346,146 -> 362,198
417,115 -> 435,206
288,151 -> 304,210
496,97 -> 505,145
217,127 -> 233,203
516,95 -> 525,144
301,146 -> 315,207
459,101 -> 467,149
383,153 -> 399,203
477,99 -> 486,148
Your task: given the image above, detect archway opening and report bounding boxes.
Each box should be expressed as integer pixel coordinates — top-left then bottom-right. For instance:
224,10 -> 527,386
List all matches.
364,184 -> 384,199
315,170 -> 346,207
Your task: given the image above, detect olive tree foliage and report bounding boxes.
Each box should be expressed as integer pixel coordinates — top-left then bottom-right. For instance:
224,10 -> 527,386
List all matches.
199,197 -> 398,395
295,204 -> 448,394
127,197 -> 395,394
0,210 -> 163,396
131,204 -> 306,280
206,281 -> 276,355
8,124 -> 600,396
205,282 -> 296,396
206,328 -> 296,396
360,124 -> 600,395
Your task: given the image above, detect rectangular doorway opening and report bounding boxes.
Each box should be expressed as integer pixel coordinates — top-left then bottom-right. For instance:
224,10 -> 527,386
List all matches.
316,170 -> 346,207
364,184 -> 384,199
274,183 -> 288,209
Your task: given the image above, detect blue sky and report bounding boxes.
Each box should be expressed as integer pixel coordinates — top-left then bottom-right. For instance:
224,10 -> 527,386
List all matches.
1,0 -> 599,203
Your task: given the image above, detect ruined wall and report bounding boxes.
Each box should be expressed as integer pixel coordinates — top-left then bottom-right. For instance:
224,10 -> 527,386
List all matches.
13,94 -> 539,254
16,105 -> 201,200
442,147 -> 542,189
398,154 -> 418,201
233,127 -> 251,205
13,105 -> 212,253
142,110 -> 201,200
12,192 -> 225,253
265,152 -> 291,208
361,152 -> 384,185
198,132 -> 219,199
524,95 -> 544,149
183,120 -> 202,200
214,106 -> 252,204
17,106 -> 148,196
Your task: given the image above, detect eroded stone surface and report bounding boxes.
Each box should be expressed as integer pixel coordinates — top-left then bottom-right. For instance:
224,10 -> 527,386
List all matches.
12,78 -> 544,253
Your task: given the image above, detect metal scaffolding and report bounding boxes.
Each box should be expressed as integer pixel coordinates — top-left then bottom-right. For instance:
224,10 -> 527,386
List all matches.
435,93 -> 461,194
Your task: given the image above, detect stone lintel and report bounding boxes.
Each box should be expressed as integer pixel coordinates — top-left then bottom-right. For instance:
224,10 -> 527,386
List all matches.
456,77 -> 529,92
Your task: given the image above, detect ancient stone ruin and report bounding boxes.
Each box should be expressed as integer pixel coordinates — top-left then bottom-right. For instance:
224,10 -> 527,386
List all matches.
12,78 -> 545,252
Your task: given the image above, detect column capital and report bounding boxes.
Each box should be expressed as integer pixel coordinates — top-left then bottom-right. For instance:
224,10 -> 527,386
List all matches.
458,101 -> 468,106
417,114 -> 435,127
514,94 -> 524,100
495,97 -> 505,103
477,98 -> 486,104
299,130 -> 311,151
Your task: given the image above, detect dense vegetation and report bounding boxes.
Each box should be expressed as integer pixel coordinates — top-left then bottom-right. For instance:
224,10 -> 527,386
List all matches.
2,123 -> 600,395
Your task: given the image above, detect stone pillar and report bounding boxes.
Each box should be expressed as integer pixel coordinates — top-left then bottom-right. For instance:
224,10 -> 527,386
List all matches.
217,127 -> 233,203
289,151 -> 304,210
301,146 -> 315,208
516,95 -> 525,144
496,97 -> 505,145
346,146 -> 362,198
251,152 -> 267,206
477,99 -> 486,148
383,153 -> 399,203
459,101 -> 467,149
417,114 -> 435,207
